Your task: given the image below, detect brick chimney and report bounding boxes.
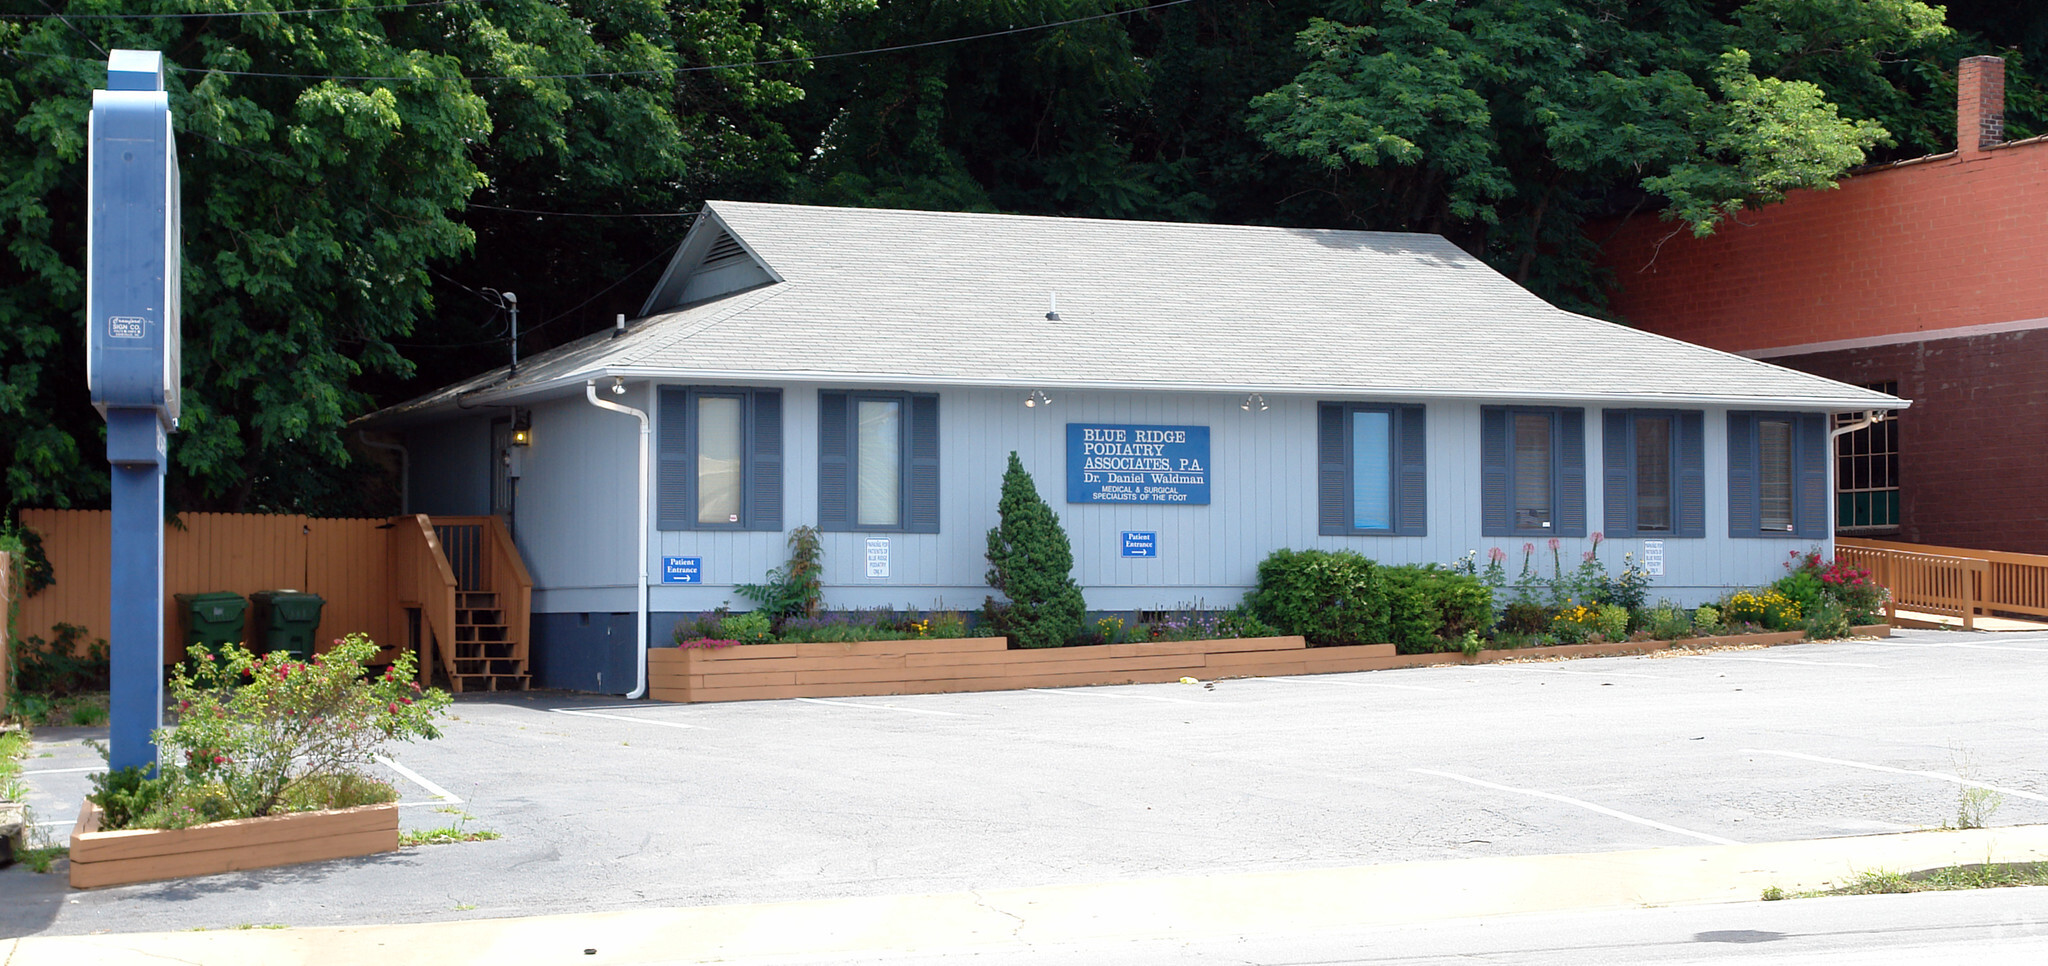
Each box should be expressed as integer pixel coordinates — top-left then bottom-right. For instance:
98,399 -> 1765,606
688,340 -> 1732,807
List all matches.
1958,55 -> 2006,159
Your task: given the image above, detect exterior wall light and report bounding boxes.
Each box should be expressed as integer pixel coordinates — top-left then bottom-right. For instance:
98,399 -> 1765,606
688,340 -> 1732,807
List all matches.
1241,393 -> 1268,412
511,410 -> 532,446
1025,390 -> 1053,408
610,376 -> 627,396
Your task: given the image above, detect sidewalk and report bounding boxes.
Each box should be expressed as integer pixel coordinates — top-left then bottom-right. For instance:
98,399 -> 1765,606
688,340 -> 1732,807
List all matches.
9,824 -> 2047,966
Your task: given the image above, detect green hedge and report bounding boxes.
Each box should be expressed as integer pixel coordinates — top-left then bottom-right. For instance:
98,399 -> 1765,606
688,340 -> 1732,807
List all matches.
1246,550 -> 1493,654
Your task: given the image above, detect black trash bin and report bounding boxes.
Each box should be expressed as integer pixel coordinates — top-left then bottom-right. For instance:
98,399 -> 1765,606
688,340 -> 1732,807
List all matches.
248,590 -> 325,660
173,592 -> 248,655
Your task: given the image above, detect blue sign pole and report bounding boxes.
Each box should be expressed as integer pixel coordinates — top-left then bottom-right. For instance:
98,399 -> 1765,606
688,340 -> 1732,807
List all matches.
89,51 -> 181,774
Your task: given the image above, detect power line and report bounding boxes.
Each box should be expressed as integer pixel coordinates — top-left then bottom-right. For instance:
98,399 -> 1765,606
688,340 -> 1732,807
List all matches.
0,0 -> 1197,83
1,0 -> 475,19
165,0 -> 1196,81
466,202 -> 700,219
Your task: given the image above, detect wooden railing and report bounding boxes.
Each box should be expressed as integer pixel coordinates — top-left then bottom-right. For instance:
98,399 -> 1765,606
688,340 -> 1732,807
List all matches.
389,514 -> 459,685
1835,540 -> 1989,629
1840,537 -> 2048,623
482,516 -> 533,674
418,515 -> 534,684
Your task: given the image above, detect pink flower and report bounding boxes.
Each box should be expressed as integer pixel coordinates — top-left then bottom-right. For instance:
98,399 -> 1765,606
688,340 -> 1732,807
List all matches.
1489,547 -> 1507,563
1582,550 -> 1597,563
388,703 -> 400,714
1548,538 -> 1561,550
212,755 -> 226,765
1522,543 -> 1535,555
1590,531 -> 1603,544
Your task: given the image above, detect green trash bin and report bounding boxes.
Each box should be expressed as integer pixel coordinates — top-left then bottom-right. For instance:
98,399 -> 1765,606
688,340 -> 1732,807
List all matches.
173,591 -> 247,656
248,590 -> 325,661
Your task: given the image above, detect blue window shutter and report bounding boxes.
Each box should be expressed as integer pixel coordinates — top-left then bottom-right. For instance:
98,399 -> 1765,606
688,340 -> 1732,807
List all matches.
1675,411 -> 1705,538
1794,412 -> 1829,539
1602,410 -> 1632,537
1556,408 -> 1586,537
1480,407 -> 1509,536
906,393 -> 941,533
1727,413 -> 1759,537
1317,403 -> 1346,535
817,391 -> 851,531
746,389 -> 782,531
1394,405 -> 1427,536
656,387 -> 690,531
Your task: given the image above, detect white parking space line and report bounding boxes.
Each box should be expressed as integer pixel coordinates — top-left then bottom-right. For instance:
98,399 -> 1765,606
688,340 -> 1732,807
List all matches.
550,708 -> 706,730
1698,655 -> 1888,669
1487,664 -> 1659,680
794,698 -> 973,717
1412,768 -> 1741,845
376,754 -> 461,804
1025,687 -> 1242,706
1741,749 -> 2048,803
22,766 -> 100,775
1867,640 -> 2048,654
1259,677 -> 1447,693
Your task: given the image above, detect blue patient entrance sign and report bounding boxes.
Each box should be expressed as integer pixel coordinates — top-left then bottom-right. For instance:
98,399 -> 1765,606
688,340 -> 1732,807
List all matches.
662,556 -> 703,584
1068,423 -> 1209,504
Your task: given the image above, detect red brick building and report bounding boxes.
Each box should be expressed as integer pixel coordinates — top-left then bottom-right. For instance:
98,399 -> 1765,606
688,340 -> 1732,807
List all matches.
1596,56 -> 2048,554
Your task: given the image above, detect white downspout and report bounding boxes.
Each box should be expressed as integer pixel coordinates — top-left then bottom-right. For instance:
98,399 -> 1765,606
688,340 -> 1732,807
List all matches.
1830,410 -> 1886,440
587,379 -> 650,699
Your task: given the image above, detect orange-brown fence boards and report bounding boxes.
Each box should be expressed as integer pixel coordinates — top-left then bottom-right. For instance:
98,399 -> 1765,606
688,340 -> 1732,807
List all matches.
2,551 -> 13,698
305,518 -> 395,653
16,509 -> 111,656
14,510 -> 393,661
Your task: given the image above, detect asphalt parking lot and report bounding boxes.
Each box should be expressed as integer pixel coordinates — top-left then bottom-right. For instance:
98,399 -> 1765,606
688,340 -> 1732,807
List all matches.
5,627 -> 2045,938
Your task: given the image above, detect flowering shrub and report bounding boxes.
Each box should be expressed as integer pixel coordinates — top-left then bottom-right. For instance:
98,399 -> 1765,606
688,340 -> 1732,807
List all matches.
93,634 -> 451,830
1777,550 -> 1888,625
1551,604 -> 1600,645
676,638 -> 740,650
1723,590 -> 1803,630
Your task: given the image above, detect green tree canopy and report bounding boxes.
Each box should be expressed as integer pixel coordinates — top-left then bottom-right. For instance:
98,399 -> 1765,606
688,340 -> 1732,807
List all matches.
0,0 -> 849,515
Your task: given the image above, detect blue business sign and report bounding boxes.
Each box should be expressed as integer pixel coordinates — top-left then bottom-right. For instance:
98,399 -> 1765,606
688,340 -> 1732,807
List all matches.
1068,423 -> 1210,505
661,556 -> 702,584
1121,531 -> 1158,557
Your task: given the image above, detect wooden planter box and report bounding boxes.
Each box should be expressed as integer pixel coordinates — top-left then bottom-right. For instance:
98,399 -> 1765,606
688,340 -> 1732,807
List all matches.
646,623 -> 1891,705
69,799 -> 398,889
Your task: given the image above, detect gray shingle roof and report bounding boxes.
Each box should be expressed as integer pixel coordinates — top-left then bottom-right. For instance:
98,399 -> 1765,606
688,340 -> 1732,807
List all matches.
363,201 -> 1906,423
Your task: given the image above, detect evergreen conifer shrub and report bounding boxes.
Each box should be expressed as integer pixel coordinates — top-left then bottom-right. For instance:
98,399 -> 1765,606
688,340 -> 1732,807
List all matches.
984,452 -> 1086,648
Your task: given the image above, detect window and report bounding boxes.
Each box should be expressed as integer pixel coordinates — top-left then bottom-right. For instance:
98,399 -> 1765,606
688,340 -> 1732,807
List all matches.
1317,403 -> 1425,535
820,391 -> 939,533
1601,410 -> 1705,538
1481,407 -> 1585,537
1836,381 -> 1899,531
1727,411 -> 1826,538
656,387 -> 783,531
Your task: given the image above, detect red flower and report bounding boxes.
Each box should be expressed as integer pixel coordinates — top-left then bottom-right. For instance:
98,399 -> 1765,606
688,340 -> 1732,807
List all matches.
212,755 -> 226,765
388,703 -> 400,714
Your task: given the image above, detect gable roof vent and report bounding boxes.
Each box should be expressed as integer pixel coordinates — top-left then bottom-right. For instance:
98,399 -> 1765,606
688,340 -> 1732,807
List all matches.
701,231 -> 747,268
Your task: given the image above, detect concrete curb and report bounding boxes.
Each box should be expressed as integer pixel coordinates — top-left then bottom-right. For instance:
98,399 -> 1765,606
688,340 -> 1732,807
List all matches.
8,825 -> 2048,965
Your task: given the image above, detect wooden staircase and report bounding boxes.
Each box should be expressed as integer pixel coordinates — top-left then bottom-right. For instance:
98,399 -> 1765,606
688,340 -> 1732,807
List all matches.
450,590 -> 529,691
391,514 -> 532,693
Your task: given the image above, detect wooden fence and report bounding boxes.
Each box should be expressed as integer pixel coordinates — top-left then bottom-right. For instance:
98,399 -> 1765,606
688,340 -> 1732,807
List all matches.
1835,539 -> 1988,629
2,551 -> 13,697
1839,536 -> 2048,622
13,510 -> 394,662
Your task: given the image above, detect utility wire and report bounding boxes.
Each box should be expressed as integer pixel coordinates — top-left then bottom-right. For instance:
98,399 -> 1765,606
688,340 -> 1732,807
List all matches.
0,0 -> 1196,82
466,202 -> 699,219
1,0 -> 475,19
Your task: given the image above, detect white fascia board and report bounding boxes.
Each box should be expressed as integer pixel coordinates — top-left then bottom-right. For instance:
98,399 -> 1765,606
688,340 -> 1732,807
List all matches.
456,366 -> 1910,414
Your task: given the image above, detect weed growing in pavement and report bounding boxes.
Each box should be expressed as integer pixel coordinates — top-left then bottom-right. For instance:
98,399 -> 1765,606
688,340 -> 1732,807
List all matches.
1949,745 -> 2006,830
1759,886 -> 1787,901
1790,862 -> 2048,897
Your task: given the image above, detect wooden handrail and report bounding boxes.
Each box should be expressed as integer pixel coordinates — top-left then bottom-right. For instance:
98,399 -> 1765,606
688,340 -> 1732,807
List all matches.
390,514 -> 459,686
483,516 -> 533,673
1835,543 -> 1988,629
1839,537 -> 2048,620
